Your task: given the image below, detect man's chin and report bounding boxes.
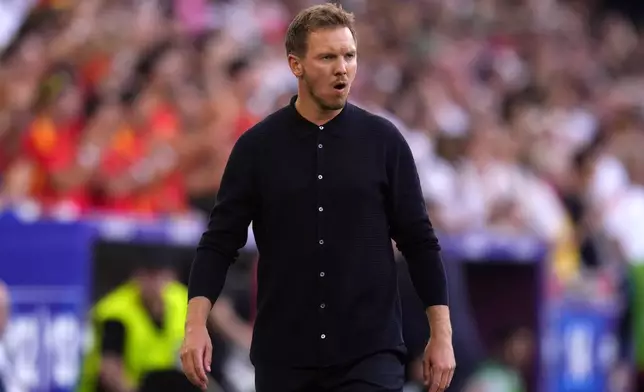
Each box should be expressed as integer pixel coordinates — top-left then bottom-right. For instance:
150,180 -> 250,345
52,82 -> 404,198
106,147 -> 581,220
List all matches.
321,97 -> 347,111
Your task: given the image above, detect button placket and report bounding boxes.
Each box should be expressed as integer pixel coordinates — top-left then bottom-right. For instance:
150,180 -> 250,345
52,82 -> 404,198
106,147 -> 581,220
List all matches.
316,124 -> 328,345
316,128 -> 325,248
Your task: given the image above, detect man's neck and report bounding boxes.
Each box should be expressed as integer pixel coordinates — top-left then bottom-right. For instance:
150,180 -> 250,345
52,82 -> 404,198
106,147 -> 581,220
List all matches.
295,92 -> 342,126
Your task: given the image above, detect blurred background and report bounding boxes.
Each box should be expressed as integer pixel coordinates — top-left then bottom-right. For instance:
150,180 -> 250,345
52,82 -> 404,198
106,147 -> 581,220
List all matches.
0,0 -> 643,391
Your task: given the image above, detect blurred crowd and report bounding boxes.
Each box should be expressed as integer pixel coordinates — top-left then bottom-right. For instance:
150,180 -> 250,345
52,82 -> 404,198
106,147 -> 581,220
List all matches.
1,0 -> 644,391
1,0 -> 644,263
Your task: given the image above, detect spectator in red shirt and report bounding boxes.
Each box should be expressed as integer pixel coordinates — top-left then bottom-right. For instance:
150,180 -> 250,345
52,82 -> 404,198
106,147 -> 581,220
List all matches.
2,66 -> 93,214
93,43 -> 189,215
90,89 -> 183,215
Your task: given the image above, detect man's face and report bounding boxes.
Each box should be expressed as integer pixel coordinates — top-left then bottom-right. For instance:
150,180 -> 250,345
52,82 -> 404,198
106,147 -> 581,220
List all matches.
292,27 -> 357,111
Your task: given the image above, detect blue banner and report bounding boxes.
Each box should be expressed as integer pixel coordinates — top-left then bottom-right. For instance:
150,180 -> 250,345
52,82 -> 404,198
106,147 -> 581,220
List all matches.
542,301 -> 620,392
0,216 -> 95,392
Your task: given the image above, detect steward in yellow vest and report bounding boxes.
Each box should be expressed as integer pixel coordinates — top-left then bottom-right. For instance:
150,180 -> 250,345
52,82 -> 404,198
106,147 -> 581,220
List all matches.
77,263 -> 189,392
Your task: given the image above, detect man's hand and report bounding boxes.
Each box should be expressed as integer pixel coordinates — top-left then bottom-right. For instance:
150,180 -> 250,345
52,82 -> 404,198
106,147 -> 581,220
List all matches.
180,323 -> 212,391
181,297 -> 215,391
424,305 -> 456,391
423,334 -> 456,391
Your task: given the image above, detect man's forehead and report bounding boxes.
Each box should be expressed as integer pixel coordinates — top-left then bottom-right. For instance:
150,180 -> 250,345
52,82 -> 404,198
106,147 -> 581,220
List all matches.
307,27 -> 356,52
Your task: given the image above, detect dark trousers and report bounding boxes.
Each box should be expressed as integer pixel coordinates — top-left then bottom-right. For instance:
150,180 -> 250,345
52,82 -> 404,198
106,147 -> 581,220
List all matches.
254,350 -> 405,392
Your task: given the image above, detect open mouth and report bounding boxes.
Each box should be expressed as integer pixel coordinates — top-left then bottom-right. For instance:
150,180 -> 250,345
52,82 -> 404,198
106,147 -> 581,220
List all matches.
333,82 -> 347,91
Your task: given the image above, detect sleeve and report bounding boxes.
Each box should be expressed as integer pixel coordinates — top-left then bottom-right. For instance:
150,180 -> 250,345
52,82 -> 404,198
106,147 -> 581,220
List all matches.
384,122 -> 448,308
100,319 -> 126,356
188,131 -> 258,304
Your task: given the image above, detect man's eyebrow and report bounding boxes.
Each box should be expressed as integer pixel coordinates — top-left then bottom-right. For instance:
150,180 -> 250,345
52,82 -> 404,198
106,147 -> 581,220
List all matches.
318,49 -> 357,57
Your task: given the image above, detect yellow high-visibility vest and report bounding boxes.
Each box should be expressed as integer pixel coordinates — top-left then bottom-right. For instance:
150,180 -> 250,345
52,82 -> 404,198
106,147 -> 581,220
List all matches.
76,281 -> 187,392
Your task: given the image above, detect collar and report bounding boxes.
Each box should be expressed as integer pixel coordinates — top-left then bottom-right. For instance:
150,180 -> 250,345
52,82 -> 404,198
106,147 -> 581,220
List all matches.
287,95 -> 351,138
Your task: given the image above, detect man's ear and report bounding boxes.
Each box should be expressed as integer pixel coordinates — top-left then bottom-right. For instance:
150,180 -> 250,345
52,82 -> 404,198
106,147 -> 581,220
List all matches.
288,54 -> 303,78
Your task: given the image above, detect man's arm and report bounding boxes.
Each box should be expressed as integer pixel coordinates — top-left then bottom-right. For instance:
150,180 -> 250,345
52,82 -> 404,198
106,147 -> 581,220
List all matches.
187,131 -> 257,315
99,320 -> 134,392
182,131 -> 257,390
384,121 -> 454,390
384,122 -> 449,315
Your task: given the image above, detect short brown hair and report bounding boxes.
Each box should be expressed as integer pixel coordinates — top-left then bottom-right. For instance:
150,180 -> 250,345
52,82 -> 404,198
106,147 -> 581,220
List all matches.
285,3 -> 356,57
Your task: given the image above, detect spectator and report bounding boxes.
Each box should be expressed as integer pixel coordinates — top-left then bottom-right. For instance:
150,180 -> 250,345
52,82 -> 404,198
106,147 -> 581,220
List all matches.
461,326 -> 534,392
76,258 -> 197,392
2,64 -> 90,215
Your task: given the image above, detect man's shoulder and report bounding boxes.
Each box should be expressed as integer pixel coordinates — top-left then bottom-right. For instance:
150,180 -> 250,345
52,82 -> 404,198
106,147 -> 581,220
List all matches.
348,102 -> 405,141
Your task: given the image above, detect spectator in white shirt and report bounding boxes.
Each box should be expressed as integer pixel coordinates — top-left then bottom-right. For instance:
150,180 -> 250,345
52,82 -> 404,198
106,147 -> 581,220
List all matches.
603,154 -> 644,263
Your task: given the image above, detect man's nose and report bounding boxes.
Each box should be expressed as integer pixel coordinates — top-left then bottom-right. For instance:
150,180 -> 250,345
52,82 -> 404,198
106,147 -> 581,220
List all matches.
334,59 -> 348,75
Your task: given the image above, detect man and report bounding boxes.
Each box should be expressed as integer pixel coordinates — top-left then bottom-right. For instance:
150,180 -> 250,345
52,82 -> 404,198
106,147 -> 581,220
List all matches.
181,3 -> 456,392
